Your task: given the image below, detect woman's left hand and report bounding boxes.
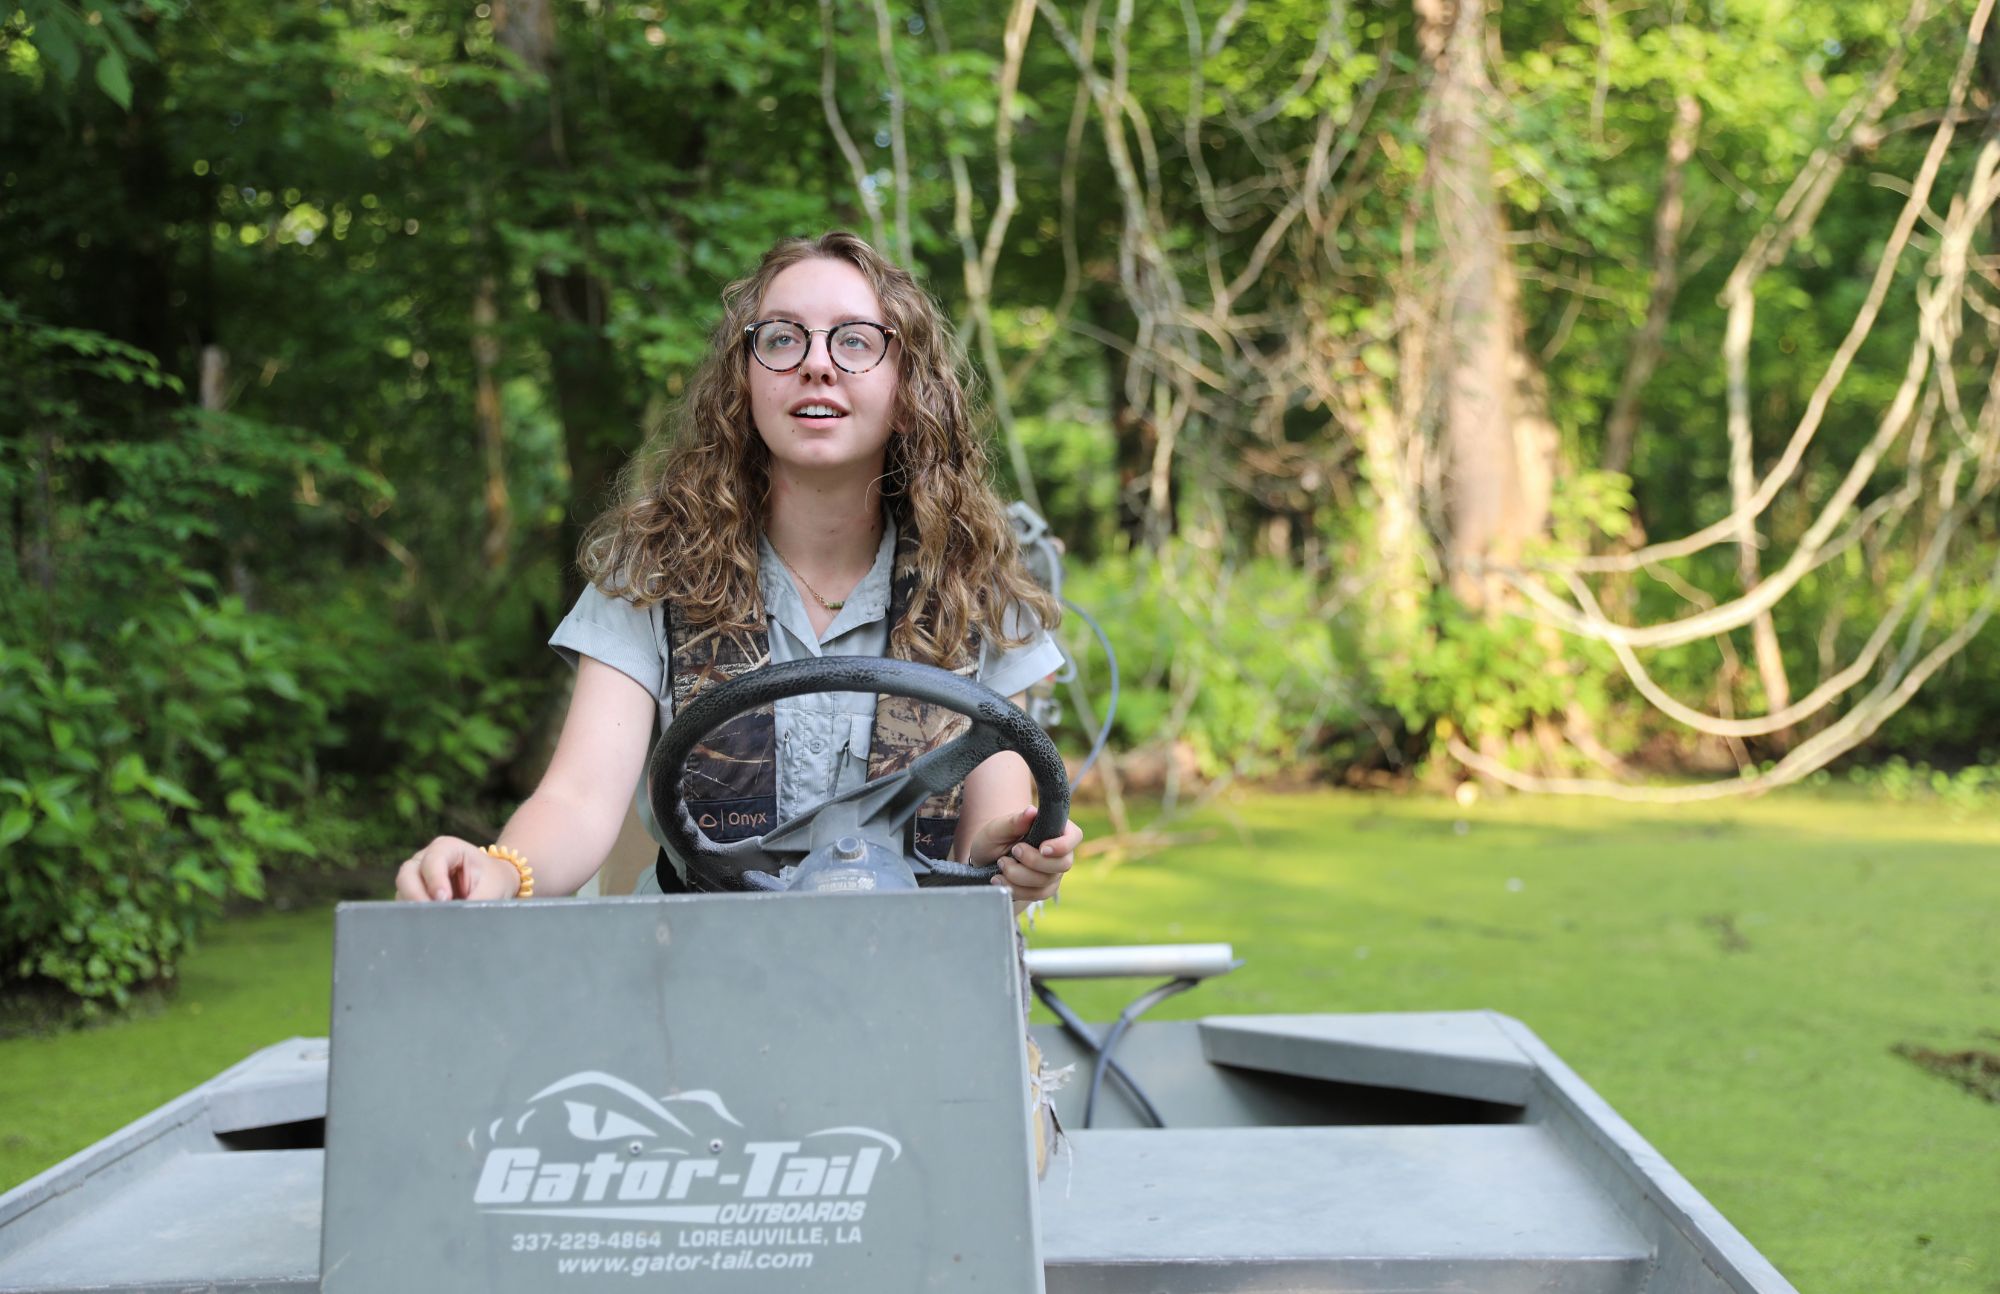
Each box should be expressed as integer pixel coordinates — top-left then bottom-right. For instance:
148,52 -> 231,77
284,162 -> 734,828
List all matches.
968,805 -> 1082,903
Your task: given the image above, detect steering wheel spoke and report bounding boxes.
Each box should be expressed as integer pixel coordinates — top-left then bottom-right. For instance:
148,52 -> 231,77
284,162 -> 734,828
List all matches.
899,724 -> 1010,801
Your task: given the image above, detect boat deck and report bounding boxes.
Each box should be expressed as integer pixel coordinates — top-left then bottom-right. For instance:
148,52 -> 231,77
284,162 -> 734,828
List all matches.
0,1013 -> 1795,1293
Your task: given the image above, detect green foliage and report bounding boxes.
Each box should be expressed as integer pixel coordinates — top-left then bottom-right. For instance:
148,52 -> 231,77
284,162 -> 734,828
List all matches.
1540,471 -> 1635,554
0,0 -> 170,111
1007,406 -> 1121,559
1,312 -> 289,1005
1375,592 -> 1613,751
0,302 -> 542,1008
0,620 -> 304,1010
1062,543 -> 1363,780
367,635 -> 535,824
1840,754 -> 2000,813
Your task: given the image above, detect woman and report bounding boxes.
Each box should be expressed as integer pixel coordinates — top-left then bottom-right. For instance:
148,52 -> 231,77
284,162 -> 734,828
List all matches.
394,231 -> 1082,904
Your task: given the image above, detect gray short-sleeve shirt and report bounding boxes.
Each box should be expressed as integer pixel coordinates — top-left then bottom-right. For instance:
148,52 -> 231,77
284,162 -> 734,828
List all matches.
550,518 -> 1063,846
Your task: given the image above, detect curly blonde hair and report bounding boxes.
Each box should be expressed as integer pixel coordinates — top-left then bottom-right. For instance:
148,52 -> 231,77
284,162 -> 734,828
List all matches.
580,231 -> 1058,666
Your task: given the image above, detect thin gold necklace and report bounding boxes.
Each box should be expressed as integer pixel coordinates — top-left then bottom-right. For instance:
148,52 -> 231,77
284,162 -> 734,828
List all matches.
769,541 -> 858,613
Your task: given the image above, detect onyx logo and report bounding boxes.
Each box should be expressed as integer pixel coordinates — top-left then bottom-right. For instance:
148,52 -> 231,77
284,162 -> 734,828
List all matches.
469,1071 -> 898,1223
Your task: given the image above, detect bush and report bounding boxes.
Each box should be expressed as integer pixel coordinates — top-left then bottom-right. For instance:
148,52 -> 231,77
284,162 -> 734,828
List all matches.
1058,540 -> 1636,786
1841,754 -> 2000,812
1060,541 -> 1366,780
0,619 -> 315,1010
1374,590 -> 1616,753
0,303 -> 545,1012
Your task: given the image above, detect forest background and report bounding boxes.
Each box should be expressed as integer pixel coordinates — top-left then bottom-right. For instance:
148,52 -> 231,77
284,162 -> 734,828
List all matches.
2,0 -> 1998,1015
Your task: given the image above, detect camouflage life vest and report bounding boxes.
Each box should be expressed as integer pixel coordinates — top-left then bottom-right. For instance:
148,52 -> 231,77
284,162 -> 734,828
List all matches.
657,529 -> 979,891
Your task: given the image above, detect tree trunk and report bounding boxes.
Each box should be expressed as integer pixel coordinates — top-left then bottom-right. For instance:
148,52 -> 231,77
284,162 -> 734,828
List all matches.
491,0 -> 634,599
1417,0 -> 1554,613
471,271 -> 512,572
198,345 -> 260,606
109,47 -> 177,381
1346,373 -> 1426,651
27,426 -> 56,605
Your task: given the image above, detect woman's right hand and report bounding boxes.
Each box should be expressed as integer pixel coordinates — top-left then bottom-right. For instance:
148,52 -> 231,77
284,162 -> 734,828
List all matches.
394,836 -> 521,902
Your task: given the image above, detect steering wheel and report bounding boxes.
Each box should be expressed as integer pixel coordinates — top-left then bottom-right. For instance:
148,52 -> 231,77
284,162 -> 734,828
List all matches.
647,657 -> 1071,893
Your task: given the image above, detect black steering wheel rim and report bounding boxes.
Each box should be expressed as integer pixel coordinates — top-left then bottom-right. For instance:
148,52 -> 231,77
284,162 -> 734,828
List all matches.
647,656 -> 1071,891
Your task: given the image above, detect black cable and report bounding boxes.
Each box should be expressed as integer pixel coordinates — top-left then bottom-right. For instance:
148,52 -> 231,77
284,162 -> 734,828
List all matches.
1061,596 -> 1119,779
1083,977 -> 1199,1129
1031,980 -> 1167,1129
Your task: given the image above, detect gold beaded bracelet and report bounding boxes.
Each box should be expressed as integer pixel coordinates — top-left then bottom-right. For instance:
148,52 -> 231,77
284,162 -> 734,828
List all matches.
480,844 -> 534,898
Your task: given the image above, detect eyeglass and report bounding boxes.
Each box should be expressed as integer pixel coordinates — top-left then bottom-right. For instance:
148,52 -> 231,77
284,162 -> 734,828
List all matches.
743,319 -> 898,375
